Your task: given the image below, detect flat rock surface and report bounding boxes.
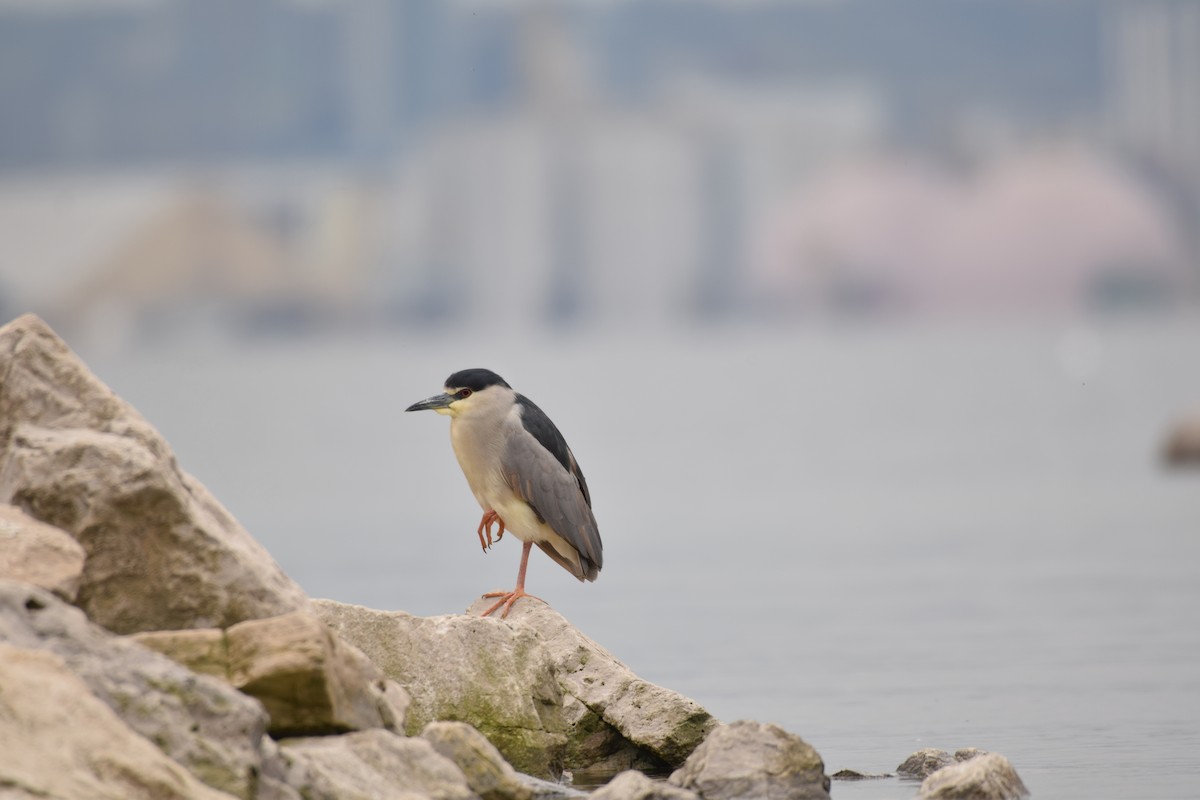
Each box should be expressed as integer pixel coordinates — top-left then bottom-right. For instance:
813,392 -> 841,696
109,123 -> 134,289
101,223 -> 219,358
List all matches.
132,627 -> 231,679
0,502 -> 85,600
0,313 -> 310,633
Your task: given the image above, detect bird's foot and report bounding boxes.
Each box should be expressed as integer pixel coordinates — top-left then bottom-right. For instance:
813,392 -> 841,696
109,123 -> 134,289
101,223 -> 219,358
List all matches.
480,588 -> 545,619
476,510 -> 506,552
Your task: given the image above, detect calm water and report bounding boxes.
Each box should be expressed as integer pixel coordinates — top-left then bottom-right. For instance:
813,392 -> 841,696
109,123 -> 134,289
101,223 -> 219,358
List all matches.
83,318 -> 1200,800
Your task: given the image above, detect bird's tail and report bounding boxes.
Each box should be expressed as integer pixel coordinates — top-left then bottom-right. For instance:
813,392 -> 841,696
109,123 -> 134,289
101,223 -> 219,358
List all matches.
537,541 -> 601,582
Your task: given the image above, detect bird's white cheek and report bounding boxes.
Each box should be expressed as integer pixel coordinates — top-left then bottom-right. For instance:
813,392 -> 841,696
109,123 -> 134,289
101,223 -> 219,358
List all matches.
434,407 -> 454,417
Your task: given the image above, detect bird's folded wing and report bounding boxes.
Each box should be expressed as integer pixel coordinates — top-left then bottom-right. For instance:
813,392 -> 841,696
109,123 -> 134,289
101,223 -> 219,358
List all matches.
502,429 -> 603,574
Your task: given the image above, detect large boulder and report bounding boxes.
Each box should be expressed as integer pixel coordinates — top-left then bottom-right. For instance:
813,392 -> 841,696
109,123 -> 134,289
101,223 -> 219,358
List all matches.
0,580 -> 274,800
463,597 -> 716,772
668,721 -> 830,800
918,752 -> 1029,799
314,598 -> 716,780
0,642 -> 237,800
275,729 -> 477,800
0,502 -> 85,600
0,313 -> 310,634
314,599 -> 568,777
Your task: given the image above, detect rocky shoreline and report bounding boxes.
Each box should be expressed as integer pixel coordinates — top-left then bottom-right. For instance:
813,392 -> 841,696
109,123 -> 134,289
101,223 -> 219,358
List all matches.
0,313 -> 1027,800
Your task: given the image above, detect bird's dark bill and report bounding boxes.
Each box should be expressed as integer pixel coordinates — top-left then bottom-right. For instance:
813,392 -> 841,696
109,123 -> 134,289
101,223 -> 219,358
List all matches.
405,393 -> 454,412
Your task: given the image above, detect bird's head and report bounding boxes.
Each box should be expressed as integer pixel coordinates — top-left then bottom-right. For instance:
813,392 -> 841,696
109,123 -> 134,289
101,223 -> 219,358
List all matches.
405,368 -> 513,418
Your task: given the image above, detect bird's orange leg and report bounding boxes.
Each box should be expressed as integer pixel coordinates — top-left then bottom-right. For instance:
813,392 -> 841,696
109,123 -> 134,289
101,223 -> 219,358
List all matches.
476,510 -> 506,552
481,541 -> 545,618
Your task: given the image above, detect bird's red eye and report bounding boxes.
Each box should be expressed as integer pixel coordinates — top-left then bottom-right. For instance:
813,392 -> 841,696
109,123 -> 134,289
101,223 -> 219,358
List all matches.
456,389 -> 472,399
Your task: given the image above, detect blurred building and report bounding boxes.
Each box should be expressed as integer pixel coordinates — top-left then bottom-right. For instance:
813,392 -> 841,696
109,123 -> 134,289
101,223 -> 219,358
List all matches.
1103,0 -> 1200,253
382,8 -> 885,331
1105,1 -> 1200,178
0,0 -> 1195,344
0,171 -> 382,343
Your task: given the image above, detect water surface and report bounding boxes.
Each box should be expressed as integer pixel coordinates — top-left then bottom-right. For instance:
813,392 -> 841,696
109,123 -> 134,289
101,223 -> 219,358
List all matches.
84,319 -> 1200,799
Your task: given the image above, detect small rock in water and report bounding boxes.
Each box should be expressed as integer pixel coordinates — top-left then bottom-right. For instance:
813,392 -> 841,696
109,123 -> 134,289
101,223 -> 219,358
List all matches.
668,720 -> 830,800
1164,410 -> 1200,466
918,752 -> 1029,799
897,748 -> 956,778
954,747 -> 987,762
830,768 -> 893,780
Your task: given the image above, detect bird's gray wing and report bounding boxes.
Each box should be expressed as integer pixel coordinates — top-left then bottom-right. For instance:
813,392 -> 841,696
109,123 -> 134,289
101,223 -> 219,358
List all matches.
502,404 -> 602,582
514,394 -> 592,507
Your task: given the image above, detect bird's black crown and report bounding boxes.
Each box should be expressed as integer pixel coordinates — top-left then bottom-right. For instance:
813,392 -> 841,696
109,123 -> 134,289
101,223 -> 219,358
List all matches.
445,368 -> 511,392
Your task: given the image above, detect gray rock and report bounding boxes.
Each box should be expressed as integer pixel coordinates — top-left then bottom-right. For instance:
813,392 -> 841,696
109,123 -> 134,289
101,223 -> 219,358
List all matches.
1164,410 -> 1200,466
257,737 -> 305,800
227,610 -> 410,737
0,503 -> 85,600
918,752 -> 1029,799
465,597 -> 717,770
668,721 -> 830,800
314,599 -> 569,777
0,642 -> 237,800
423,720 -> 534,800
315,598 -> 717,781
897,748 -> 956,779
277,729 -> 477,800
0,580 -> 272,799
377,675 -> 415,733
0,313 -> 310,634
589,770 -> 699,800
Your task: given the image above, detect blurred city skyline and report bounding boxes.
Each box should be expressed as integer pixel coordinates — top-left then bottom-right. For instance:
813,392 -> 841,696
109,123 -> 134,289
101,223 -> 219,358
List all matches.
1,0 -> 1198,345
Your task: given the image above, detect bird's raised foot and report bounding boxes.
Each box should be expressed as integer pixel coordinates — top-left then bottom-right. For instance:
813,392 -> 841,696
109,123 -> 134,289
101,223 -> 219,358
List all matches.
476,509 -> 506,552
480,588 -> 545,618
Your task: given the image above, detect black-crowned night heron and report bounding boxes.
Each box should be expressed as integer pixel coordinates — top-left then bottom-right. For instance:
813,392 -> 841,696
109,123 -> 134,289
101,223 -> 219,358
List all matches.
405,368 -> 602,617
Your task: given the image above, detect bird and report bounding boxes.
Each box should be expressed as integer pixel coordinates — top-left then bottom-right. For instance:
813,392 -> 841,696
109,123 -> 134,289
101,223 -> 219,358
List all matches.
405,368 -> 602,618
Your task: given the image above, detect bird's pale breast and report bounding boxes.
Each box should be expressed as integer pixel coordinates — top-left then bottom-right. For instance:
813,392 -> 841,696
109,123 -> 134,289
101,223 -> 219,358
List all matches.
449,410 -> 547,544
